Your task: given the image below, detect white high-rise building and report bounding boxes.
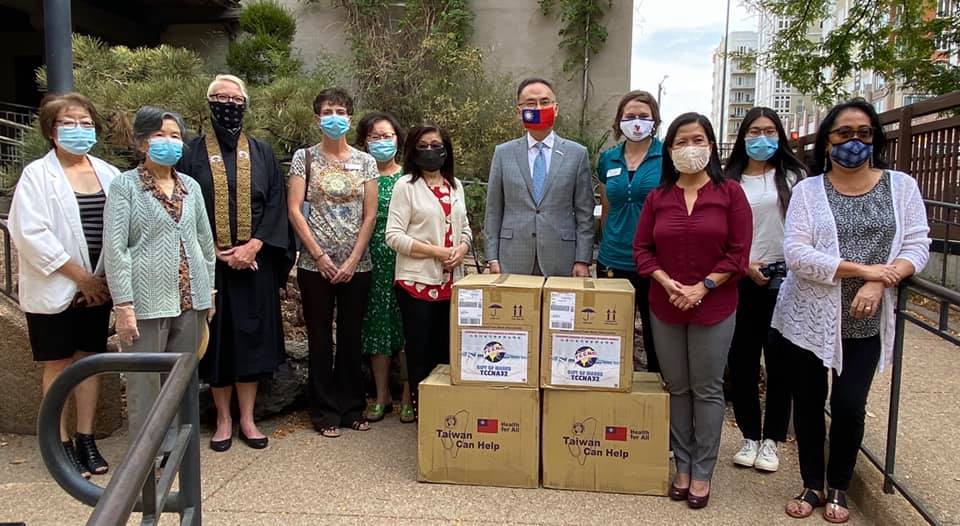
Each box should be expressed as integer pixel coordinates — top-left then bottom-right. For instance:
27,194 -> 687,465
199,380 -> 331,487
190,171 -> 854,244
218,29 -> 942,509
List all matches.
710,31 -> 757,144
755,12 -> 822,135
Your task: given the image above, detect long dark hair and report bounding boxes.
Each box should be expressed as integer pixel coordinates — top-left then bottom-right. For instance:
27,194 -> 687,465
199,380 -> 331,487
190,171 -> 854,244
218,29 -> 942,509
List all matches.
725,107 -> 807,217
813,98 -> 888,175
660,112 -> 724,188
402,123 -> 456,188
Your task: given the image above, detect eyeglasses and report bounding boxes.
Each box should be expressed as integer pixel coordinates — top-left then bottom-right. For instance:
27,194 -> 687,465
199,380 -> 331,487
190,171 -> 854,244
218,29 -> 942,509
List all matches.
746,127 -> 778,138
518,98 -> 556,110
209,93 -> 247,105
416,142 -> 444,150
57,120 -> 96,130
829,126 -> 874,142
368,133 -> 396,141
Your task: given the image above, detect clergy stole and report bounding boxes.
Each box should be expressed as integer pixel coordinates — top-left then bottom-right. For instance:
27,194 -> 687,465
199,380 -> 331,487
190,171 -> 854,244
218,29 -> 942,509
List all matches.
205,132 -> 252,250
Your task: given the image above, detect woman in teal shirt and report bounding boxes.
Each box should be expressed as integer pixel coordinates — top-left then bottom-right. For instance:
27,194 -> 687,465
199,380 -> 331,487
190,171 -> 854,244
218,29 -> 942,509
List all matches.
597,90 -> 663,373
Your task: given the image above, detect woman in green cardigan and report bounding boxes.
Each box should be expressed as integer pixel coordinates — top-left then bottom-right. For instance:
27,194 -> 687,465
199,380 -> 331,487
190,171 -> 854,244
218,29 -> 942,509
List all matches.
104,106 -> 216,444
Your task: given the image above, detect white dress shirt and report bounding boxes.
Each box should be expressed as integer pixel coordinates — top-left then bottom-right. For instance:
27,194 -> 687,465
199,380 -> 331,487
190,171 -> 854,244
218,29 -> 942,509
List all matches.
526,131 -> 556,176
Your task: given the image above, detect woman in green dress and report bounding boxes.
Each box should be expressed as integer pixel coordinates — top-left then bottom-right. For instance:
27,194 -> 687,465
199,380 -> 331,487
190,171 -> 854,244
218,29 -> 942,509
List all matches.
355,112 -> 414,423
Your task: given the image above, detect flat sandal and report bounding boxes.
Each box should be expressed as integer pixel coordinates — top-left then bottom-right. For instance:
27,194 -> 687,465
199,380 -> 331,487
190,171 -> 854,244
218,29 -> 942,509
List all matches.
786,488 -> 824,519
823,488 -> 850,524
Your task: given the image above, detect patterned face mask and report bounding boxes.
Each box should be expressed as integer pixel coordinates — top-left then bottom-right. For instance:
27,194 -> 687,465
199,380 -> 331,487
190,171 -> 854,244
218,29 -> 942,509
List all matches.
209,101 -> 246,132
830,139 -> 873,169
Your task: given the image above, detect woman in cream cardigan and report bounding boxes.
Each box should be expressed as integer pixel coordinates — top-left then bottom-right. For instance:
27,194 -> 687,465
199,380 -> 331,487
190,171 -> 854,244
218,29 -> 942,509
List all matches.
385,124 -> 472,420
772,99 -> 929,524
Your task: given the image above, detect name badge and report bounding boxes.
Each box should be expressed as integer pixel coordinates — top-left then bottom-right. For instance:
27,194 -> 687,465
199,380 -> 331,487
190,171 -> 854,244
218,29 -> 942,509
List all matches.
606,167 -> 622,178
345,163 -> 362,171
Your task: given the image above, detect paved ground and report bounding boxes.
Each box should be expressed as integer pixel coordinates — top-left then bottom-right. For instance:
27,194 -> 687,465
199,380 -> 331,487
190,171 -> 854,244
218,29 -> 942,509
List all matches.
1,409 -> 870,526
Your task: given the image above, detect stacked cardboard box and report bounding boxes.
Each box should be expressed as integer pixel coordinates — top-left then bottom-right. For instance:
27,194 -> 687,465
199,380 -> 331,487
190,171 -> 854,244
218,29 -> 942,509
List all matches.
418,275 -> 669,495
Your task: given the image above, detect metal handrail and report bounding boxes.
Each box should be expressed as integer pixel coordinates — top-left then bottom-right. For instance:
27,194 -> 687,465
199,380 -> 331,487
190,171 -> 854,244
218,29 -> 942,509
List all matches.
38,352 -> 202,526
859,276 -> 959,526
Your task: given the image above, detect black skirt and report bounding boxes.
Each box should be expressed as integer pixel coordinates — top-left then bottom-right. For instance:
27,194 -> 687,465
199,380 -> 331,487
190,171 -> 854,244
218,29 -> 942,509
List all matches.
199,250 -> 286,386
25,302 -> 112,361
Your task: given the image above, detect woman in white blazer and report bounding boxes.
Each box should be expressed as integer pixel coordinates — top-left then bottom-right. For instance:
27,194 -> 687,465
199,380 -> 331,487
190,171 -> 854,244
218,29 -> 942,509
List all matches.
8,93 -> 119,479
773,99 -> 930,523
385,124 -> 471,420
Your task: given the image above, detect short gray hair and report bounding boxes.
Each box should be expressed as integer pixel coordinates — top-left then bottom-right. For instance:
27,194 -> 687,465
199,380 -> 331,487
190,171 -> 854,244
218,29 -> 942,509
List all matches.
132,106 -> 188,145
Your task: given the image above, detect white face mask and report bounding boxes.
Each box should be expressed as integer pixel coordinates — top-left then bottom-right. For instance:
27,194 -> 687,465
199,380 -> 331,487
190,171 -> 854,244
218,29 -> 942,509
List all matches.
619,118 -> 655,142
671,145 -> 712,174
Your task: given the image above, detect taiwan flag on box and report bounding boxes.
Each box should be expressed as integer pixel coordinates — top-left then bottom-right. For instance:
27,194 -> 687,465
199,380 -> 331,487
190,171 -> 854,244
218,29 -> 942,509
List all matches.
477,418 -> 499,433
605,425 -> 627,441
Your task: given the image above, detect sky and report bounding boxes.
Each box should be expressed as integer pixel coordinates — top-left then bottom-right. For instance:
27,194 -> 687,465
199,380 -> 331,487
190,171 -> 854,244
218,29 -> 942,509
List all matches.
631,0 -> 757,129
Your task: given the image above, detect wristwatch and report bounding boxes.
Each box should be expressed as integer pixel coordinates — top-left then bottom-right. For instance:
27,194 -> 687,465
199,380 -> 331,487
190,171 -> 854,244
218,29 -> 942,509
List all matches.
703,278 -> 717,290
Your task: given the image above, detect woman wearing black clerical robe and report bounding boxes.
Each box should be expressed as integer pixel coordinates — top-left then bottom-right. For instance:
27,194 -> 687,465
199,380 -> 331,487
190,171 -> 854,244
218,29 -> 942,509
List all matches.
177,75 -> 293,452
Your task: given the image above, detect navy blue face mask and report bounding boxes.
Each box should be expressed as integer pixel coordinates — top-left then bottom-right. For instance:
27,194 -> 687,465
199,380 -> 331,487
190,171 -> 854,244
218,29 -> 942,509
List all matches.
830,139 -> 873,169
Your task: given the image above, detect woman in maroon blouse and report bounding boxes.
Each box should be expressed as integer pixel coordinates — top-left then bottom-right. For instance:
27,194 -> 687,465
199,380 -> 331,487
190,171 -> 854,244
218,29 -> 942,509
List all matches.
633,112 -> 752,509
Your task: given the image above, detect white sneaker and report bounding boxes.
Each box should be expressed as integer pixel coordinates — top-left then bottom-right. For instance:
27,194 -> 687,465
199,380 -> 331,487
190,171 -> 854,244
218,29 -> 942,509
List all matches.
733,438 -> 760,467
754,439 -> 780,472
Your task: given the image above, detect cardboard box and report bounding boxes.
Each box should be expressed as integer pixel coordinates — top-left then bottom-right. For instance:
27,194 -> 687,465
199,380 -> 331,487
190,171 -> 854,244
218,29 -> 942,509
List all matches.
450,274 -> 544,387
417,365 -> 540,488
540,277 -> 635,391
541,373 -> 670,495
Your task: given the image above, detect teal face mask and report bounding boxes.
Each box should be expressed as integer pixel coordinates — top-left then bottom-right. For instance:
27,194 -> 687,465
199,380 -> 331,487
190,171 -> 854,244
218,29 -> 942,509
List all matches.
148,138 -> 184,166
319,115 -> 350,140
368,139 -> 398,162
745,135 -> 778,162
57,127 -> 97,155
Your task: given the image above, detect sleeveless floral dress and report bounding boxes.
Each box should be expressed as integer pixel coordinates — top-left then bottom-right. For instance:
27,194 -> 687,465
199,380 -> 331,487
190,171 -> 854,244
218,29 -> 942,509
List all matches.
361,171 -> 405,356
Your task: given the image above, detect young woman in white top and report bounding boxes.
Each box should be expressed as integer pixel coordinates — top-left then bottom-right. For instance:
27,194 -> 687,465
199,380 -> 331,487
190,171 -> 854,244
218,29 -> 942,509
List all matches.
8,93 -> 119,478
723,107 -> 806,473
773,99 -> 929,523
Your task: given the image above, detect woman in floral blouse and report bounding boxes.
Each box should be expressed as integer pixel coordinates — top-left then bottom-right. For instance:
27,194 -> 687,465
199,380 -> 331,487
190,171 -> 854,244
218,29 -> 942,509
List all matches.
287,88 -> 378,438
385,124 -> 472,420
354,111 -> 414,423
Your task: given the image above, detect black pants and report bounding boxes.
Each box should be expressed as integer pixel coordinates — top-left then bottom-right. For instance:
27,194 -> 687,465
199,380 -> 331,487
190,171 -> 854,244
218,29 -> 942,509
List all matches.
395,286 -> 450,403
298,269 -> 372,429
597,264 -> 659,373
785,332 -> 881,491
728,280 -> 791,441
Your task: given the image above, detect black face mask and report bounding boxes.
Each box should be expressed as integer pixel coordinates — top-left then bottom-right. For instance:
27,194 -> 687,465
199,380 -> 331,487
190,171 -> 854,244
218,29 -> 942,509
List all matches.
414,148 -> 446,172
209,101 -> 246,132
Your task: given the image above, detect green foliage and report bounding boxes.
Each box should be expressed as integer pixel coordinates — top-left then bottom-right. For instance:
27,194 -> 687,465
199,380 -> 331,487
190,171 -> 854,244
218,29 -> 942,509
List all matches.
741,0 -> 960,104
227,0 -> 302,85
539,0 -> 613,80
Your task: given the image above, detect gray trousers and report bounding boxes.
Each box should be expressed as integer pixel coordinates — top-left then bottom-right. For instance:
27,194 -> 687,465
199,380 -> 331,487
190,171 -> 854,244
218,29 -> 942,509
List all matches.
123,310 -> 206,451
650,312 -> 736,481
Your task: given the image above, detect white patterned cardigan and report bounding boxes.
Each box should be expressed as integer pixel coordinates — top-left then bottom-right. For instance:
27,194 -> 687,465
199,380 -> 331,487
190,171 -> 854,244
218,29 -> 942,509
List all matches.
770,170 -> 930,375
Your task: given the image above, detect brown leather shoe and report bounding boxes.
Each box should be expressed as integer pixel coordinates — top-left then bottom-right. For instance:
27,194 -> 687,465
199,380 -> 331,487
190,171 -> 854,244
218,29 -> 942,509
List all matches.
687,491 -> 710,509
669,484 -> 689,501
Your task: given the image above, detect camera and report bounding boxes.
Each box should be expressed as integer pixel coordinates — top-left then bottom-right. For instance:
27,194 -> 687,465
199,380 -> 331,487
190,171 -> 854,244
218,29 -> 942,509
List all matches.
760,261 -> 788,289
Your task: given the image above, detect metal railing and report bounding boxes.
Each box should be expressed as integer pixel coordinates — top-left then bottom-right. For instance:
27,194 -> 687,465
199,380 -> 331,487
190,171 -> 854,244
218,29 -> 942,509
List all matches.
861,276 -> 959,526
0,217 -> 16,302
38,352 -> 202,526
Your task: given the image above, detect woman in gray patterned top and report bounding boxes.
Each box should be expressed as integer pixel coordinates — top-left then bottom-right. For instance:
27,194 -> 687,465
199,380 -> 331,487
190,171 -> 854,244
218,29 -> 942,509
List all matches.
287,88 -> 378,438
772,99 -> 930,523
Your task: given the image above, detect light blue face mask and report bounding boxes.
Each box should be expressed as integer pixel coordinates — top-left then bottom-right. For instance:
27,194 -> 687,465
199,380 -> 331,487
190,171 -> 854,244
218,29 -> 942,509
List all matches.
147,138 -> 184,166
57,127 -> 97,155
368,139 -> 398,162
745,135 -> 778,162
319,115 -> 350,140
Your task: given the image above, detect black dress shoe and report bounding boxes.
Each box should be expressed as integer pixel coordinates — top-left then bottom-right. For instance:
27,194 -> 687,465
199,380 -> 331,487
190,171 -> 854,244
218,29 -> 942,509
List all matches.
209,437 -> 232,452
238,429 -> 268,449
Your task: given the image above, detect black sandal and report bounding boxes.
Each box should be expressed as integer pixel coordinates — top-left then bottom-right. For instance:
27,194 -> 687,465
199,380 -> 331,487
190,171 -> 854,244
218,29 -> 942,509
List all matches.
786,488 -> 824,519
63,440 -> 91,479
318,426 -> 341,438
75,433 -> 108,475
349,419 -> 370,431
823,488 -> 850,524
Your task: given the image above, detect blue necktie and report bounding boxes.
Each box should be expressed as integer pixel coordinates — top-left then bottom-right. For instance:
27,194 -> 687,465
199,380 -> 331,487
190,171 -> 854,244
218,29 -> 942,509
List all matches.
532,142 -> 547,203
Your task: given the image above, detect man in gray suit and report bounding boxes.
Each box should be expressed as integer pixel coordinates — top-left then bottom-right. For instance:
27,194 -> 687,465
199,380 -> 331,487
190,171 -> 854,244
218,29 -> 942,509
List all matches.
484,78 -> 595,277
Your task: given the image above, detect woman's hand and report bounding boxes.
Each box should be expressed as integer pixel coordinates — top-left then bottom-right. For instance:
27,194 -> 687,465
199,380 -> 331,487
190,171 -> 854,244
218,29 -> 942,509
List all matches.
115,306 -> 139,347
851,281 -> 884,319
77,273 -> 110,306
860,264 -> 900,287
672,283 -> 708,311
748,261 -> 770,286
443,243 -> 470,270
654,272 -> 685,305
314,252 -> 340,281
331,256 -> 358,284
